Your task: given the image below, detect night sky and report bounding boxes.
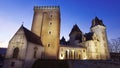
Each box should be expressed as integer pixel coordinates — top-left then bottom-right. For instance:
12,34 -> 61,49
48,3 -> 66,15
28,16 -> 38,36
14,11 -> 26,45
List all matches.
0,0 -> 120,48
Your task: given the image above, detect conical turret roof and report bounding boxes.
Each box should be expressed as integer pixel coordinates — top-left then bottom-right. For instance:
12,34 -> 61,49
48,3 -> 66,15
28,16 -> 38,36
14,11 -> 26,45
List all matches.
91,16 -> 105,28
69,24 -> 82,36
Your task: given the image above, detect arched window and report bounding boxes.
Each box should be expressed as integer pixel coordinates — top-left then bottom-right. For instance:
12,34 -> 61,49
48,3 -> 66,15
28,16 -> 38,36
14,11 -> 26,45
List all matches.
13,47 -> 19,58
69,51 -> 72,59
65,50 -> 68,59
34,47 -> 38,58
79,54 -> 81,59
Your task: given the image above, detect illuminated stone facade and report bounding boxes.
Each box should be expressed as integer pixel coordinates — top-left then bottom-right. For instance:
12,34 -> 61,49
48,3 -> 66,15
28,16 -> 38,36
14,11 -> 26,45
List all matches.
31,6 -> 60,59
3,25 -> 44,68
59,46 -> 87,60
59,17 -> 110,60
3,6 -> 110,68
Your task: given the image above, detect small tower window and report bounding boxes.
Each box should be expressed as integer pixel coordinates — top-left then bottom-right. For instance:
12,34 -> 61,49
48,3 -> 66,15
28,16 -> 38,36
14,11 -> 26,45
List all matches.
48,31 -> 51,34
48,44 -> 51,47
49,22 -> 52,25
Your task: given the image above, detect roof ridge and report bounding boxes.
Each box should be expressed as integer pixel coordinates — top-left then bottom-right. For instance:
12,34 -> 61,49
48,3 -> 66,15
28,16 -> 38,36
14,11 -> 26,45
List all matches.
21,26 -> 42,45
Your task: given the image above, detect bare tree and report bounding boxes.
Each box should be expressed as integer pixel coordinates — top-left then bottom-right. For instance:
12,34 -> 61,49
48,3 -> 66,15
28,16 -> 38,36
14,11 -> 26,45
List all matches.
108,41 -> 113,52
109,37 -> 120,53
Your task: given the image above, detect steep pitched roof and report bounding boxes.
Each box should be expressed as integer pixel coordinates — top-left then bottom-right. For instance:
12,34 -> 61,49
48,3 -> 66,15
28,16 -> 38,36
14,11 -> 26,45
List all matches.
69,24 -> 82,36
20,25 -> 42,45
91,16 -> 105,28
60,36 -> 67,45
84,32 -> 94,41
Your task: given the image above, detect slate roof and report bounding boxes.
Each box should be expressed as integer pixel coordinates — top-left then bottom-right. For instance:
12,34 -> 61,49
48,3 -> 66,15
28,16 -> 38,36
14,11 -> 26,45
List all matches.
91,17 -> 105,28
60,36 -> 67,45
69,24 -> 82,36
84,32 -> 94,41
75,34 -> 83,42
20,25 -> 42,45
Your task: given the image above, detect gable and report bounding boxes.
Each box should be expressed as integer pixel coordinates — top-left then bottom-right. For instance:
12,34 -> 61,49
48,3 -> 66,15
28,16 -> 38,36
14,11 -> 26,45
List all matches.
9,25 -> 42,46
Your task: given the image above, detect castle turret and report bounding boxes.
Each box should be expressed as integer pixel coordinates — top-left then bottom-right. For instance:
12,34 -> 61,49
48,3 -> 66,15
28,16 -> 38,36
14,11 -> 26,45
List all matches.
31,6 -> 60,59
90,17 -> 110,60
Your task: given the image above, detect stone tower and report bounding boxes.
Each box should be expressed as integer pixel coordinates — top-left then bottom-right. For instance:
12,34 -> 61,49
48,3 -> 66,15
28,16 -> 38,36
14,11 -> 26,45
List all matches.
90,17 -> 110,60
31,6 -> 60,59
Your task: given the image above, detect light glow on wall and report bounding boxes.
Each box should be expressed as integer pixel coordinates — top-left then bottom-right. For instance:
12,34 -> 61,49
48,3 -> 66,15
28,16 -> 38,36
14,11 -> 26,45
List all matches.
83,56 -> 87,60
59,53 -> 64,60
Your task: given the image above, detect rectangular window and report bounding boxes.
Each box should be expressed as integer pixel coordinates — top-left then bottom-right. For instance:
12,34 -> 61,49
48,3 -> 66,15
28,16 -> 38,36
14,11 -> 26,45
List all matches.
48,44 -> 50,47
49,22 -> 52,25
48,31 -> 51,34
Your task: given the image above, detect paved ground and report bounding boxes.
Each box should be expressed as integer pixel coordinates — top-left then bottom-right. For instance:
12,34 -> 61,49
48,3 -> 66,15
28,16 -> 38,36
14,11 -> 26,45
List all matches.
71,60 -> 120,68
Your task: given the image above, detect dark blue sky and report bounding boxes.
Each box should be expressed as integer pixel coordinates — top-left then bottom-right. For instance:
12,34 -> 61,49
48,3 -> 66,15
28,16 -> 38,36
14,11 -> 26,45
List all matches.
0,0 -> 120,47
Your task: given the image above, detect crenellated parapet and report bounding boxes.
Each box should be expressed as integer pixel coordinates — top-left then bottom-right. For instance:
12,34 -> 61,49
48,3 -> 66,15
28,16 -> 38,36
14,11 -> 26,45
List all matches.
34,6 -> 60,10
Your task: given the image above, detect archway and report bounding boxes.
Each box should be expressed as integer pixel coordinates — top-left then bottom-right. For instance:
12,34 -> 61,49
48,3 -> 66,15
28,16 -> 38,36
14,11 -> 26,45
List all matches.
13,47 -> 19,58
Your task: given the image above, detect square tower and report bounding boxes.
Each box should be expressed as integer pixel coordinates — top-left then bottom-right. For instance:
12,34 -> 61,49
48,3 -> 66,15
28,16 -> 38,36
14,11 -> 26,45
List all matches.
31,6 -> 61,59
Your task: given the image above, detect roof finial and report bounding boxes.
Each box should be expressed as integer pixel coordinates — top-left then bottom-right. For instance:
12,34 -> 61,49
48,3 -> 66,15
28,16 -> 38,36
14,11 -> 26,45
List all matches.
95,16 -> 99,20
22,21 -> 24,26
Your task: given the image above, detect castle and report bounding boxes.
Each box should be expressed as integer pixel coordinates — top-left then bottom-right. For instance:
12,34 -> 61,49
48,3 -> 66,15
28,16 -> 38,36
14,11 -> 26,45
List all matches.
3,6 -> 110,68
